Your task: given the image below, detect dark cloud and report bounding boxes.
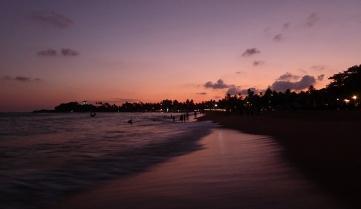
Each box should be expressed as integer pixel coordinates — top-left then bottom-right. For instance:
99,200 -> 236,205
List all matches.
253,60 -> 265,66
37,49 -> 57,56
273,33 -> 284,42
305,13 -> 320,27
31,11 -> 73,28
242,48 -> 261,57
2,76 -> 41,83
61,48 -> 79,56
277,72 -> 301,81
204,79 -> 231,89
317,74 -> 325,81
271,75 -> 316,92
196,92 -> 207,95
227,87 -> 259,96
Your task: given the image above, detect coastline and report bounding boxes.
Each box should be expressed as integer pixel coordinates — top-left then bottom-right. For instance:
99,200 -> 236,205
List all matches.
199,111 -> 361,207
56,127 -> 346,209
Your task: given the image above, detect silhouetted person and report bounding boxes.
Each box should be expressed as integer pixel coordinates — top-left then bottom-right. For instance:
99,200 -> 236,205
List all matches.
128,119 -> 133,124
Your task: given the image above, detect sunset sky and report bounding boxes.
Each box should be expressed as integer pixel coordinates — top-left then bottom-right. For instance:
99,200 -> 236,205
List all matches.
1,0 -> 361,111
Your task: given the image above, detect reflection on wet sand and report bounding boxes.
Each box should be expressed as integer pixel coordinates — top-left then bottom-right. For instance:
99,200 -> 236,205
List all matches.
58,128 -> 347,209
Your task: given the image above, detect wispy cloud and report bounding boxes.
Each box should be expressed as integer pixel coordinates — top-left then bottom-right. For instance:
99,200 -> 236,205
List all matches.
196,92 -> 207,95
282,22 -> 291,30
37,48 -> 79,57
253,60 -> 265,66
61,48 -> 79,56
310,65 -> 326,71
242,48 -> 261,57
273,33 -> 284,42
2,75 -> 41,83
31,11 -> 73,28
37,49 -> 57,56
305,13 -> 320,27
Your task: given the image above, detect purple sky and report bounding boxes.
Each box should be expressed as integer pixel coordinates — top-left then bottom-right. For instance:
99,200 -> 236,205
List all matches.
1,0 -> 361,111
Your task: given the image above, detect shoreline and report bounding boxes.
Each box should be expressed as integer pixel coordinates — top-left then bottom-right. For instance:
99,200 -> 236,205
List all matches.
56,127 -> 346,209
199,111 -> 361,207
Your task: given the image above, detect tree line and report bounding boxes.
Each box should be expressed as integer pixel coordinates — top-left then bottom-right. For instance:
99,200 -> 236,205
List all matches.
35,65 -> 361,113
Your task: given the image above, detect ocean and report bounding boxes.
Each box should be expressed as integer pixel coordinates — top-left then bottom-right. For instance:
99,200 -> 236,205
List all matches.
0,112 -> 213,209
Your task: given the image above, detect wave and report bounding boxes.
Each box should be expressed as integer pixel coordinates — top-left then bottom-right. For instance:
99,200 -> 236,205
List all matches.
0,113 -> 214,209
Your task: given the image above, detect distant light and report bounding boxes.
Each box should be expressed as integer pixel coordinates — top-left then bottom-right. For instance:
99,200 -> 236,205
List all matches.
214,104 -> 218,107
336,98 -> 340,101
344,99 -> 350,104
352,95 -> 357,100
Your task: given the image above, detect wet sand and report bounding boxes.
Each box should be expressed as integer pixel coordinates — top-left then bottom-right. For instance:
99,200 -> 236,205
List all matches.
56,128 -> 349,209
200,111 -> 361,208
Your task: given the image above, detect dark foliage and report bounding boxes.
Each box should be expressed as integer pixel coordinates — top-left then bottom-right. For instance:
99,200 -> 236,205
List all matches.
37,65 -> 361,113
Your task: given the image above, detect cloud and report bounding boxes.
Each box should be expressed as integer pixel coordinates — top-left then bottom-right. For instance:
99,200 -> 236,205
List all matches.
204,79 -> 231,89
317,74 -> 325,81
273,33 -> 284,42
37,49 -> 57,56
226,87 -> 259,96
253,60 -> 265,66
277,72 -> 300,81
310,65 -> 326,71
2,75 -> 41,83
31,11 -> 73,28
242,48 -> 261,57
226,86 -> 240,95
305,13 -> 320,27
61,48 -> 79,56
196,92 -> 207,95
282,22 -> 291,30
37,48 -> 79,57
271,75 -> 316,92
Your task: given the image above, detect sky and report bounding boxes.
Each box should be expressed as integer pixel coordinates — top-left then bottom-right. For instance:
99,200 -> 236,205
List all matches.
1,0 -> 361,111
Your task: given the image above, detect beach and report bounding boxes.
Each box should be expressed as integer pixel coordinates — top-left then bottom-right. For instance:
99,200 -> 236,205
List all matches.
200,111 -> 361,207
1,112 -> 359,209
55,120 -> 353,209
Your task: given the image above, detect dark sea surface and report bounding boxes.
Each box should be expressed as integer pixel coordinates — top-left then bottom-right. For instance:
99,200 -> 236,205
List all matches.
0,113 -> 213,209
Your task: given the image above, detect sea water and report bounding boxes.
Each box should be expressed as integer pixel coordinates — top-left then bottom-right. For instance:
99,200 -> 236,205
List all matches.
0,112 -> 213,209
